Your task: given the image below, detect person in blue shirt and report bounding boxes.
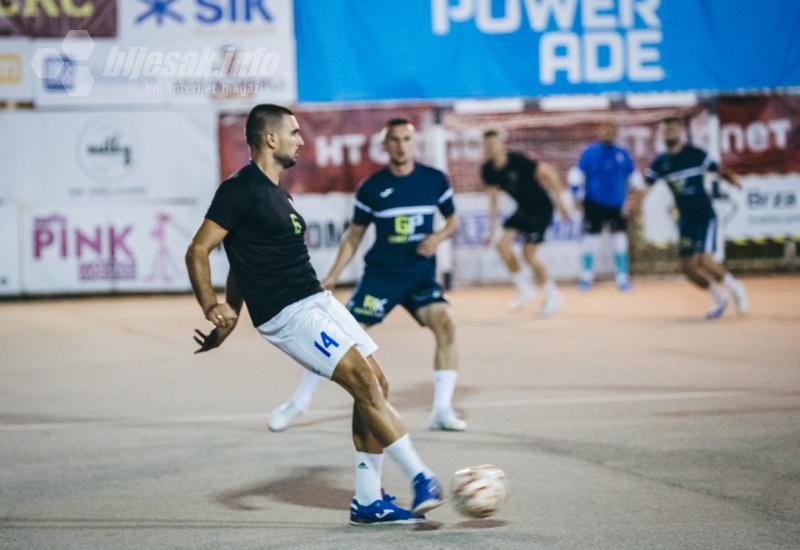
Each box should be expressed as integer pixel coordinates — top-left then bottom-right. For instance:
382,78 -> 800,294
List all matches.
268,118 -> 466,432
639,117 -> 748,319
571,123 -> 639,291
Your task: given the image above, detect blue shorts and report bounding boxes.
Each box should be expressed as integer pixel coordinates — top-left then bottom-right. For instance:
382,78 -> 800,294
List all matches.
346,269 -> 447,326
678,216 -> 717,258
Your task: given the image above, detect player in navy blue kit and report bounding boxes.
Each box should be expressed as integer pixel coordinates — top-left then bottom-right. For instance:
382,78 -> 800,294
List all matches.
268,118 -> 466,433
482,130 -> 570,317
570,123 -> 641,291
186,105 -> 443,525
641,117 -> 748,318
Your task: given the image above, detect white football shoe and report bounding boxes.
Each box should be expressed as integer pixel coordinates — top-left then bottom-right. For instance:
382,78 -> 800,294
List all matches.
509,287 -> 535,311
267,400 -> 305,432
539,290 -> 563,318
429,408 -> 467,431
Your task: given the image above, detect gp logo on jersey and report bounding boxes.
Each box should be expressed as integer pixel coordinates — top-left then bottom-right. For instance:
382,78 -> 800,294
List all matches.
351,294 -> 388,319
389,214 -> 425,244
135,0 -> 274,26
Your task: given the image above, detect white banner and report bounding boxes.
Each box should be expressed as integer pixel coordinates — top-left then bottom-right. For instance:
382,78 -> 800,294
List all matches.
0,38 -> 33,101
31,0 -> 296,106
19,202 -> 227,294
720,175 -> 800,239
451,192 -> 610,285
1,110 -> 218,202
0,203 -> 20,295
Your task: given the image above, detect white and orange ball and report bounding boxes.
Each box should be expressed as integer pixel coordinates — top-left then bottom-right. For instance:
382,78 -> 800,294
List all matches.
451,464 -> 508,518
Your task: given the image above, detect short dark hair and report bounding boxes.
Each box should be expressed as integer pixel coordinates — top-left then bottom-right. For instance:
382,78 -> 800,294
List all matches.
245,104 -> 294,150
662,116 -> 682,126
385,117 -> 411,129
483,129 -> 500,139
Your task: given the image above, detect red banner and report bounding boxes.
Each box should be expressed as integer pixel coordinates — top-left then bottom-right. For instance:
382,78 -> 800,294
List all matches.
219,105 -> 432,193
0,0 -> 116,37
718,95 -> 800,175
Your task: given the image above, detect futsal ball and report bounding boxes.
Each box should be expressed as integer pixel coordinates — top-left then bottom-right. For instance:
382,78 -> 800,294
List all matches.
451,464 -> 508,518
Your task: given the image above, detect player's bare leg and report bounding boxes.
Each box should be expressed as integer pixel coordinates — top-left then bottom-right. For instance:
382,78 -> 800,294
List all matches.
333,347 -> 444,519
497,229 -> 534,310
416,303 -> 465,431
523,242 -> 561,317
700,253 -> 748,313
681,254 -> 728,319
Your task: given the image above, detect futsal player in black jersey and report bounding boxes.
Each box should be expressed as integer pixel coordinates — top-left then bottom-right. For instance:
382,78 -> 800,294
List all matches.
482,130 -> 570,317
639,117 -> 748,319
185,104 -> 443,525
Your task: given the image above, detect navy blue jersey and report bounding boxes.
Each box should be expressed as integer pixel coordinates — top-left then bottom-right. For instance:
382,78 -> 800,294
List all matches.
352,163 -> 455,274
578,142 -> 634,208
646,145 -> 718,221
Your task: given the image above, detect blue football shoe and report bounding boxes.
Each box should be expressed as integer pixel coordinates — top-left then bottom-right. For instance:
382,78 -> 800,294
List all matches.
617,280 -> 633,292
577,279 -> 593,292
349,497 -> 424,526
411,472 -> 444,516
706,299 -> 728,320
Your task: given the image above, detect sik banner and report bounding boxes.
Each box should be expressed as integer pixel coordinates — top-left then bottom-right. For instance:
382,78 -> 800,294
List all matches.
219,105 -> 433,192
295,0 -> 800,102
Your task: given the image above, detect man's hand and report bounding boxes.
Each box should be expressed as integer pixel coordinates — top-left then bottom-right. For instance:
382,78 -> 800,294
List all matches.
204,302 -> 238,329
416,235 -> 441,257
320,275 -> 337,291
193,324 -> 235,354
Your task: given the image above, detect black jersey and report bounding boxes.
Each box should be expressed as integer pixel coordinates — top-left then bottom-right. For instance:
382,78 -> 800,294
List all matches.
645,145 -> 718,222
481,152 -> 553,213
205,162 -> 322,326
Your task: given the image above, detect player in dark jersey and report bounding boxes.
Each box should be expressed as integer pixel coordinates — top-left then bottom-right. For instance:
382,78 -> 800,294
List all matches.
185,104 -> 443,525
570,123 -> 641,291
482,130 -> 570,317
640,117 -> 748,319
268,118 -> 465,433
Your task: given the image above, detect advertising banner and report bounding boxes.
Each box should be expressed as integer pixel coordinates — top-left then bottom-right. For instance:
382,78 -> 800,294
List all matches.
219,105 -> 433,192
295,1 -> 800,102
0,37 -> 32,100
30,0 -> 296,105
1,110 -> 218,202
718,96 -> 800,175
0,0 -> 116,37
0,203 -> 20,295
718,175 -> 800,240
19,202 -> 227,294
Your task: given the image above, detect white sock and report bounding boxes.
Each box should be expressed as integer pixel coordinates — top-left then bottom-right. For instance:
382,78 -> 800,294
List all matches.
290,370 -> 322,411
543,279 -> 558,297
354,452 -> 383,505
709,282 -> 727,306
384,434 -> 434,481
722,272 -> 740,290
433,370 -> 458,411
510,271 -> 531,294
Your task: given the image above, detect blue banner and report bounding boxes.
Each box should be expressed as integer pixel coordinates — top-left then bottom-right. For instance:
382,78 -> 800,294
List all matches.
295,0 -> 800,102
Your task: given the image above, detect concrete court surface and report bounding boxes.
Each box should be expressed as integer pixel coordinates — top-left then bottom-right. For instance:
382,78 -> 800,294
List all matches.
1,276 -> 799,550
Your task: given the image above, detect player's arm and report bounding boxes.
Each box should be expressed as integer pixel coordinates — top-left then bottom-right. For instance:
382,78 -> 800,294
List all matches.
192,270 -> 242,353
537,161 -> 571,220
483,185 -> 500,246
716,165 -> 742,189
417,213 -> 458,257
186,219 -> 238,330
320,223 -> 368,290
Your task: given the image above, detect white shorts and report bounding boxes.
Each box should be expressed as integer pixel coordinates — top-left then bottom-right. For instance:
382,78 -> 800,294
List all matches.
256,290 -> 378,379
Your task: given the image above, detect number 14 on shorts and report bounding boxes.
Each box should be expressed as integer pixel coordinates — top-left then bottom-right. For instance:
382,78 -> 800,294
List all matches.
314,331 -> 339,358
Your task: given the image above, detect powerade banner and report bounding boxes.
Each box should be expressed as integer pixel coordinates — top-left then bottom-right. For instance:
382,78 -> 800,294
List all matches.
295,0 -> 800,102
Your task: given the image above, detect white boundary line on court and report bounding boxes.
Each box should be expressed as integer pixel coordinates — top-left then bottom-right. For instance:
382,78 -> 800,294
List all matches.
0,391 -> 751,431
